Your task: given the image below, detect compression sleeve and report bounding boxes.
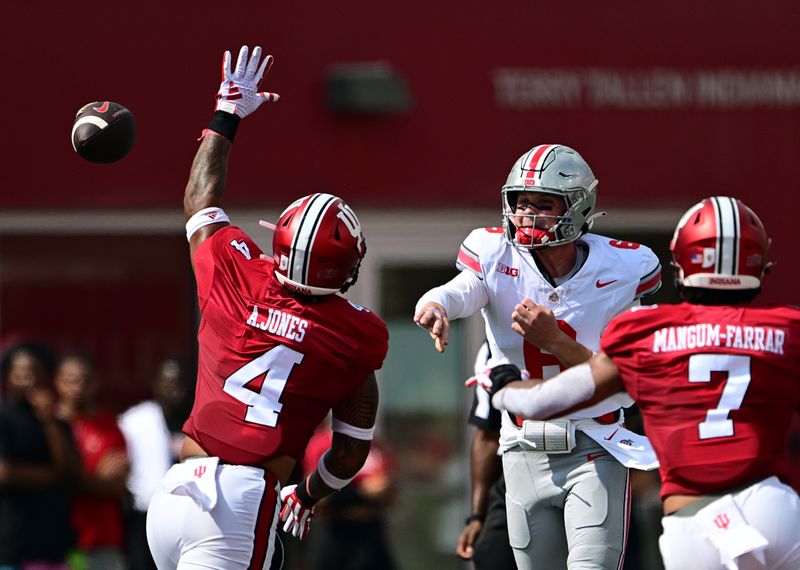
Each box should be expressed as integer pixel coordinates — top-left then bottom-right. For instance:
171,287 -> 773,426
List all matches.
491,363 -> 596,420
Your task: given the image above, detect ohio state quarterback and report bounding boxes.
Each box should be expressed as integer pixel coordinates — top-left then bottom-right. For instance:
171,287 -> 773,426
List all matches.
490,196 -> 800,570
145,46 -> 388,570
415,144 -> 662,570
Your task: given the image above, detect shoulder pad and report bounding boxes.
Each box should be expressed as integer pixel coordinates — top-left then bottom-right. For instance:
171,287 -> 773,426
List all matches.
457,227 -> 506,276
590,235 -> 662,299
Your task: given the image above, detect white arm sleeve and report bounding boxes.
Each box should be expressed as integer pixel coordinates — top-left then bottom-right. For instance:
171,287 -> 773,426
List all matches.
414,270 -> 488,319
491,363 -> 596,420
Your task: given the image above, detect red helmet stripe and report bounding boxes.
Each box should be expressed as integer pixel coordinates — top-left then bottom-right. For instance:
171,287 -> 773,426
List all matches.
524,144 -> 556,185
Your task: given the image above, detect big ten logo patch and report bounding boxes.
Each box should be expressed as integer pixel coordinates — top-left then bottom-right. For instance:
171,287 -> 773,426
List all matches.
497,263 -> 519,277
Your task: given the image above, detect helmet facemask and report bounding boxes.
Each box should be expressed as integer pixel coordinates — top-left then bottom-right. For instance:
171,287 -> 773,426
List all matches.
501,145 -> 599,250
502,187 -> 598,248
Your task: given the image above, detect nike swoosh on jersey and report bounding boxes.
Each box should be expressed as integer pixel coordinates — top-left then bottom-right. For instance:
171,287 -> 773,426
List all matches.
604,427 -> 620,441
596,279 -> 618,288
586,452 -> 610,461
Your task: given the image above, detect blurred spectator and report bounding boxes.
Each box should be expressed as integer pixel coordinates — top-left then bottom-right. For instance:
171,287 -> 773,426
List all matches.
301,423 -> 398,570
622,408 -> 664,570
457,342 -> 515,569
117,358 -> 191,570
54,353 -> 129,570
0,342 -> 78,569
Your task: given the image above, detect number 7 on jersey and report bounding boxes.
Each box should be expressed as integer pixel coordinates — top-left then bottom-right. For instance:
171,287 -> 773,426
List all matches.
689,353 -> 751,440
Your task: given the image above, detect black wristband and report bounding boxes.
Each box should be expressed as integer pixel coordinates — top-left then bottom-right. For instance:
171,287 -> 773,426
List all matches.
489,363 -> 522,395
464,513 -> 485,525
295,479 -> 319,508
207,111 -> 241,142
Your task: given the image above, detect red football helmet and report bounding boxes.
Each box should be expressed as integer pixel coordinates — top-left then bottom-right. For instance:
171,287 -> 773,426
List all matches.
271,193 -> 366,296
670,196 -> 771,290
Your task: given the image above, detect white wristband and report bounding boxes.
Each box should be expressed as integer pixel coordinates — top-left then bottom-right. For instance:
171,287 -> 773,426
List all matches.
185,207 -> 231,241
317,451 -> 356,490
492,362 -> 596,420
331,418 -> 375,441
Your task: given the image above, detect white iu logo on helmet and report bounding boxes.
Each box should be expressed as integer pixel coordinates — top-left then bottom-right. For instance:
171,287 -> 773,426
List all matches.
337,202 -> 364,251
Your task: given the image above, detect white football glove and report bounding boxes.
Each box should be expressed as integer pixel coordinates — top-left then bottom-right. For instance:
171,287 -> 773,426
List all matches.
215,45 -> 279,118
279,483 -> 315,540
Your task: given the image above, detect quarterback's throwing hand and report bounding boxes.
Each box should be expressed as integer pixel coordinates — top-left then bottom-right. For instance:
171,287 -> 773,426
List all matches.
215,45 -> 280,118
413,302 -> 450,353
279,483 -> 316,540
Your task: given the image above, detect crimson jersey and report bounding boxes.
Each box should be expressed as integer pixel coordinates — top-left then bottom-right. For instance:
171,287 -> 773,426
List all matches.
601,302 -> 800,499
183,226 -> 389,465
70,411 -> 127,549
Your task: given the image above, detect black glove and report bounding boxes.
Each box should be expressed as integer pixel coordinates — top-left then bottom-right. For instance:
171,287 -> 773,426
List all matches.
489,363 -> 523,395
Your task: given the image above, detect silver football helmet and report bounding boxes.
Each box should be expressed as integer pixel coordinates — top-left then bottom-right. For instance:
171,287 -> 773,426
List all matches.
501,144 -> 599,249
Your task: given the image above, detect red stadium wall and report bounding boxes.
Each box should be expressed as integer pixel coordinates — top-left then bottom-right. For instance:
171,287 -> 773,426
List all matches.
3,0 -> 800,305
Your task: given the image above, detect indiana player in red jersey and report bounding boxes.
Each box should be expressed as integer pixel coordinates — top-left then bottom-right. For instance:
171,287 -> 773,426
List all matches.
145,46 -> 389,570
487,196 -> 800,570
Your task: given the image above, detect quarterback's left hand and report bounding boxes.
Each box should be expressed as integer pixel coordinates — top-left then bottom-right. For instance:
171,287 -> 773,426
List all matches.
215,45 -> 280,118
465,363 -> 529,395
511,299 -> 562,351
279,482 -> 317,540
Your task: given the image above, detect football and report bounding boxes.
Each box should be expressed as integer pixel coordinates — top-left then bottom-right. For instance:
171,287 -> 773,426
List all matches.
71,101 -> 136,163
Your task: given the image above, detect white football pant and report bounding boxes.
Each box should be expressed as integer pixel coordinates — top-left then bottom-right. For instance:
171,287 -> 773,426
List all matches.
503,432 -> 631,570
146,463 -> 282,570
659,476 -> 800,570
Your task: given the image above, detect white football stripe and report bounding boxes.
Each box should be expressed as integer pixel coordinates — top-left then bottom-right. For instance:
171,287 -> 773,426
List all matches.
713,196 -> 739,275
70,115 -> 108,151
288,193 -> 337,284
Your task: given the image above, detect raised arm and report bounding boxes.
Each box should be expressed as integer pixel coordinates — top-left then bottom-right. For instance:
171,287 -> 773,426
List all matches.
184,45 -> 279,263
184,135 -> 232,257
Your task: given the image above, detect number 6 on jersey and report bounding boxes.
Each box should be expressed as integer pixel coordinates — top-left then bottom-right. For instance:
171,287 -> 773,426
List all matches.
223,345 -> 304,427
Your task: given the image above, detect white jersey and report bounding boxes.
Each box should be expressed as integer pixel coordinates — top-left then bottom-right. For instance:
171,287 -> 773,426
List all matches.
417,228 -> 661,450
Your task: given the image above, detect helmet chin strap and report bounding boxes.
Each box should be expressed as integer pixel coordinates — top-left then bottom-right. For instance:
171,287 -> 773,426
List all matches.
585,211 -> 607,230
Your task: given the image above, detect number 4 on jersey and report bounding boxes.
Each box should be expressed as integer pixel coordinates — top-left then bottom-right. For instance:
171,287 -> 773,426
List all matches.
230,239 -> 252,260
223,345 -> 304,427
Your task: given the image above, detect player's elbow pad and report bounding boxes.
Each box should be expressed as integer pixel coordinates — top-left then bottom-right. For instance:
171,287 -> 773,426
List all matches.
491,362 -> 596,419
